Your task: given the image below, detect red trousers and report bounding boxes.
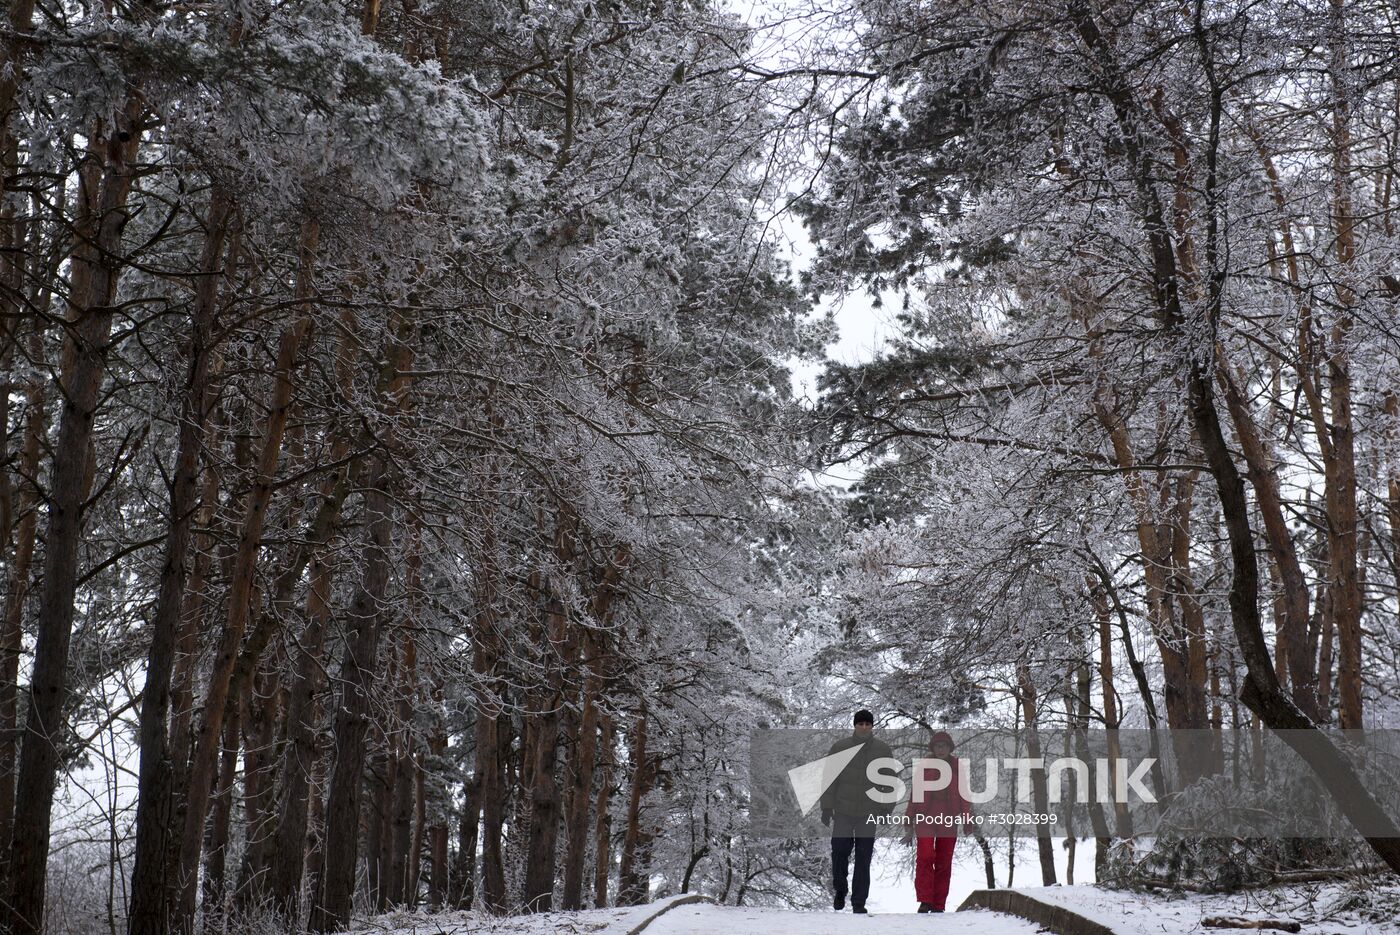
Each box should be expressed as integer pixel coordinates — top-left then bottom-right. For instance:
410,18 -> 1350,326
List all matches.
914,834 -> 956,909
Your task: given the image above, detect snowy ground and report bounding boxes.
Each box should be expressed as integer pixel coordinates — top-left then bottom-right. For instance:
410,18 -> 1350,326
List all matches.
342,841 -> 1400,935
345,879 -> 1400,935
647,903 -> 1040,934
1024,882 -> 1400,935
346,900 -> 1041,935
342,900 -> 668,935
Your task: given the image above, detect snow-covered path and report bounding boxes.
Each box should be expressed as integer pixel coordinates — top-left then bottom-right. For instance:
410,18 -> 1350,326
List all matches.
645,904 -> 1044,935
341,882 -> 1400,935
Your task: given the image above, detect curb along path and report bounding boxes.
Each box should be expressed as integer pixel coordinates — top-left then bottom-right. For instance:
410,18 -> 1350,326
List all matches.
625,894 -> 714,935
959,889 -> 1119,935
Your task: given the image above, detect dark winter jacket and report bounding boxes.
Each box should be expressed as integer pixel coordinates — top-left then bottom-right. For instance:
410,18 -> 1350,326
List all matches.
819,732 -> 897,819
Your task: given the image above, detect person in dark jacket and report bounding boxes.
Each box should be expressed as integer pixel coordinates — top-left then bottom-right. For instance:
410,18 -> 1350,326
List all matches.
901,730 -> 970,912
820,709 -> 894,913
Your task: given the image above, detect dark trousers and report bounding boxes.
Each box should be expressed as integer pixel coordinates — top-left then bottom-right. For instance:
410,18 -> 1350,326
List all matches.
830,812 -> 875,909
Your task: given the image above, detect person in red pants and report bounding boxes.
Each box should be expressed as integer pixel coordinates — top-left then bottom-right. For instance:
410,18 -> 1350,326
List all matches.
902,730 -> 970,913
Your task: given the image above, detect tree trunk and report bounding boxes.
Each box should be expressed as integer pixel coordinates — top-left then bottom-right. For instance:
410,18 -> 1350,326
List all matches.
169,435 -> 225,799
564,549 -> 624,909
127,191 -> 232,935
452,770 -> 481,910
471,502 -> 508,913
389,739 -> 415,907
427,674 -> 449,910
1086,357 -> 1210,776
235,656 -> 281,912
1072,656 -> 1111,878
307,451 -> 398,932
429,820 -> 449,910
1090,584 -> 1132,837
561,628 -> 602,911
370,741 -> 395,912
1016,665 -> 1056,886
1087,552 -> 1168,802
201,693 -> 242,935
593,715 -> 615,908
523,516 -> 576,912
176,216 -> 319,933
1325,0 -> 1363,731
521,653 -> 564,911
411,760 -> 427,910
1215,359 -> 1319,717
265,543 -> 334,923
617,707 -> 655,906
389,590 -> 421,908
3,99 -> 144,935
0,317 -> 45,857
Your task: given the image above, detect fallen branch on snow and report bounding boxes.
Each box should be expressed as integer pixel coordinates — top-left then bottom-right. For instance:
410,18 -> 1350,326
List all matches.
1202,916 -> 1302,932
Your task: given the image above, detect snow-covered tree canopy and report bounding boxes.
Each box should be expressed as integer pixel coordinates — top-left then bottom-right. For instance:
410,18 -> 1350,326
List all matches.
5,0 -> 1400,929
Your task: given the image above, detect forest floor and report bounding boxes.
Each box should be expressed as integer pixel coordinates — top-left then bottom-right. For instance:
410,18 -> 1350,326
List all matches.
347,902 -> 1042,935
642,902 -> 1040,933
343,882 -> 1400,935
1020,881 -> 1400,935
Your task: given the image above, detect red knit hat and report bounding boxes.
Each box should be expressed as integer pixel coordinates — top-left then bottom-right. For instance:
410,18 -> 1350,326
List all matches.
929,730 -> 955,750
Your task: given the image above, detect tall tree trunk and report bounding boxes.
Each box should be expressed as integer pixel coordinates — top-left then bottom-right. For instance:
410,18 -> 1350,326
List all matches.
176,216 -> 320,933
1384,393 -> 1400,653
1090,584 -> 1132,837
1016,665 -> 1056,886
471,497 -> 508,913
388,564 -> 421,908
521,647 -> 564,911
401,525 -> 427,912
453,770 -> 481,910
593,715 -> 615,908
523,516 -> 576,912
561,628 -> 601,911
369,740 -> 395,912
1086,551 -> 1168,802
0,318 -> 44,857
564,549 -> 624,909
410,751 -> 427,910
1215,359 -> 1318,716
1072,651 -> 1111,877
169,438 -> 224,800
235,656 -> 281,912
304,731 -> 329,912
426,679 -> 449,910
1167,469 -> 1216,782
265,539 -> 335,923
201,692 -> 243,935
1086,354 -> 1210,773
307,426 -> 403,930
429,814 -> 449,910
301,44 -> 391,920
617,707 -> 655,906
128,191 -> 233,935
3,98 -> 144,935
389,740 -> 415,907
1325,0 -> 1363,731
